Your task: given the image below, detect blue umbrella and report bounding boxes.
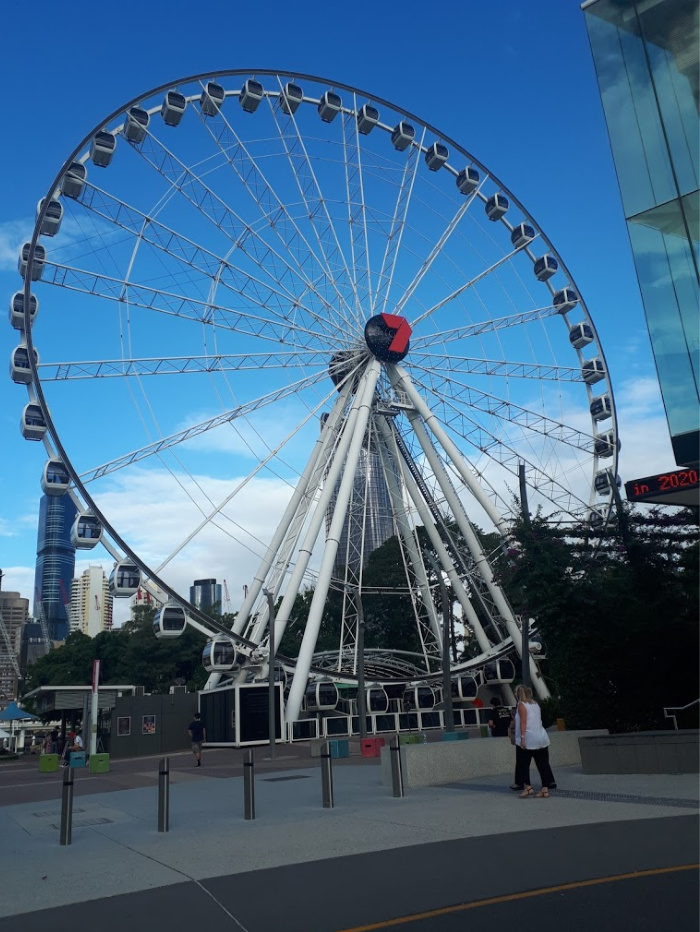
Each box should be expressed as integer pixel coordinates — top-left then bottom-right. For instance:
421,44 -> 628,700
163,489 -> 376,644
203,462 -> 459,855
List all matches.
0,701 -> 38,721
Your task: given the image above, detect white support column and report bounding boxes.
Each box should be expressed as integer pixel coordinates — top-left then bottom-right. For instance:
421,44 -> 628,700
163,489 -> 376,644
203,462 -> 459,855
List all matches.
390,365 -> 510,539
237,382 -> 352,641
390,366 -> 549,700
392,435 -> 493,656
285,360 -> 381,724
374,417 -> 441,647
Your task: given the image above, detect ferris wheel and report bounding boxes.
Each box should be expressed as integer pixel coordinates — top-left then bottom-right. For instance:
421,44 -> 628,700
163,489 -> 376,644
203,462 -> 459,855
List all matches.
12,71 -> 619,720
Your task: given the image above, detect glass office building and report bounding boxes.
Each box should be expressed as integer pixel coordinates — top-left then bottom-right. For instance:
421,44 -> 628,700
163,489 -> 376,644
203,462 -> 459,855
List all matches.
584,0 -> 699,467
33,494 -> 78,641
190,578 -> 222,613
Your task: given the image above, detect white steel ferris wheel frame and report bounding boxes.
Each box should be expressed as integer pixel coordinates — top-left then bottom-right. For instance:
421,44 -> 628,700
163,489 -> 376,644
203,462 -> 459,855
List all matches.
18,70 -> 620,720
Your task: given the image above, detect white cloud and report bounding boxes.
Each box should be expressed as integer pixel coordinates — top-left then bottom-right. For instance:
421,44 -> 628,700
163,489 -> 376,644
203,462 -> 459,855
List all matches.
0,566 -> 35,601
0,219 -> 33,273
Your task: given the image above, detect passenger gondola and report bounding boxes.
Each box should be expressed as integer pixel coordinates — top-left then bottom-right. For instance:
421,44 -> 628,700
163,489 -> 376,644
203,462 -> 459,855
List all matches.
109,561 -> 141,597
450,673 -> 478,701
124,106 -> 150,143
240,79 -> 264,112
280,82 -> 303,115
41,459 -> 70,496
356,103 -> 379,134
511,223 -> 535,249
594,470 -> 620,494
318,90 -> 341,122
305,681 -> 339,712
9,292 -> 38,331
582,357 -> 606,384
200,81 -> 225,116
594,431 -> 617,458
403,685 -> 435,711
90,131 -> 117,167
533,254 -> 558,281
202,634 -> 240,671
10,345 -> 38,384
569,322 -> 593,349
161,90 -> 187,126
456,166 -> 479,194
366,686 -> 389,714
485,193 -> 509,221
153,600 -> 189,638
553,287 -> 579,314
36,198 -> 63,237
391,121 -> 415,151
20,403 -> 47,441
70,514 -> 103,549
61,161 -> 87,199
425,141 -> 448,171
590,393 -> 612,422
18,243 -> 46,281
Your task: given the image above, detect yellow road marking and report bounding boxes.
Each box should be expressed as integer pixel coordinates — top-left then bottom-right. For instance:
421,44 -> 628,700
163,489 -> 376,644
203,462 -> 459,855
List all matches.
336,863 -> 700,932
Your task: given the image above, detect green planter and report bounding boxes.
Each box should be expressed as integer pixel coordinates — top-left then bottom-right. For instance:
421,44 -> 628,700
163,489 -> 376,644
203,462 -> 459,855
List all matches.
39,754 -> 59,773
89,753 -> 110,774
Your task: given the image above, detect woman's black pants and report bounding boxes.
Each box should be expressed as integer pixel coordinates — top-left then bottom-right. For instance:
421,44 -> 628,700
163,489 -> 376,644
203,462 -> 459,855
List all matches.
519,746 -> 555,788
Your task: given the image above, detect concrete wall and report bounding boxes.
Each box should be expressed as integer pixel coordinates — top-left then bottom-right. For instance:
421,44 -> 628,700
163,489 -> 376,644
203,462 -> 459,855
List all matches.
380,730 -> 609,788
579,731 -> 699,775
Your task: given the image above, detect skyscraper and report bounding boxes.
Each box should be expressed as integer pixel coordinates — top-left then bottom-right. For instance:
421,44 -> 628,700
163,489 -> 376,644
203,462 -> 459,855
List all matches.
34,494 -> 78,642
69,566 -> 113,638
190,579 -> 222,613
0,590 -> 28,700
583,0 -> 699,469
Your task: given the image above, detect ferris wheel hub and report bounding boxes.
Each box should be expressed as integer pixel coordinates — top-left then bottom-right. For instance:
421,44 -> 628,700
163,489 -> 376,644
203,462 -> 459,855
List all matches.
364,313 -> 412,363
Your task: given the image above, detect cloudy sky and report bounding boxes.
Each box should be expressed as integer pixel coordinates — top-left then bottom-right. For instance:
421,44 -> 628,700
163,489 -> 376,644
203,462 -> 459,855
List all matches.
0,0 -> 671,626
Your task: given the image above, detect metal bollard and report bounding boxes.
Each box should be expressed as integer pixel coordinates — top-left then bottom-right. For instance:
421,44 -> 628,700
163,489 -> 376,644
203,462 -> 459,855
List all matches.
321,741 -> 334,809
243,749 -> 255,820
157,757 -> 170,832
390,735 -> 404,798
59,766 -> 74,846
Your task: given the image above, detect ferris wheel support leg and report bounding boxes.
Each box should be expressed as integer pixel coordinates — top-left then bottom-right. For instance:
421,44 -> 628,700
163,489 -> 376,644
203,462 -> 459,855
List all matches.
390,366 -> 510,540
374,417 -> 442,647
235,383 -> 352,640
271,363 -> 377,658
393,435 -> 493,656
389,367 -> 549,701
285,361 -> 381,725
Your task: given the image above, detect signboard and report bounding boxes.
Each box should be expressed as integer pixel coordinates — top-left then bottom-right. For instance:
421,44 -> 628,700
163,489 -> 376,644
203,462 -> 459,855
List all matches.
625,467 -> 699,503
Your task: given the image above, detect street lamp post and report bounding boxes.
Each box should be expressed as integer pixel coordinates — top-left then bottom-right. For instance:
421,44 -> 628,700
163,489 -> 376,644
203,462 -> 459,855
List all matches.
264,589 -> 276,758
349,587 -> 367,740
425,552 -> 454,733
518,463 -> 531,689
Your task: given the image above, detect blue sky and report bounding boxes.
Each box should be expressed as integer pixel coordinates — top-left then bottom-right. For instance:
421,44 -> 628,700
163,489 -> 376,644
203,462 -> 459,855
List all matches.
0,0 -> 671,613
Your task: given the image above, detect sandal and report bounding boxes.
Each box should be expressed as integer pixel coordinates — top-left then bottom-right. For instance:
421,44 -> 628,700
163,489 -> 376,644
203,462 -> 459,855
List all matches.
519,787 -> 534,798
534,788 -> 550,798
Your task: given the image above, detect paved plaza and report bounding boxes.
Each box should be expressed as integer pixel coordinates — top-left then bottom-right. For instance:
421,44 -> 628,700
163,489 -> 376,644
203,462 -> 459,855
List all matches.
0,745 -> 697,930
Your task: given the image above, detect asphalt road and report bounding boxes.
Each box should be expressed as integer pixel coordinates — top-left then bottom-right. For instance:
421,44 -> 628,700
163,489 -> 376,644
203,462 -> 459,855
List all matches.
0,744 -> 365,807
0,816 -> 696,932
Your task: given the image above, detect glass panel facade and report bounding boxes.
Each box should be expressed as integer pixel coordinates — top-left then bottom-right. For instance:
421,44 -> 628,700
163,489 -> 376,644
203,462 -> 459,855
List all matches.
33,494 -> 78,641
585,0 -> 700,466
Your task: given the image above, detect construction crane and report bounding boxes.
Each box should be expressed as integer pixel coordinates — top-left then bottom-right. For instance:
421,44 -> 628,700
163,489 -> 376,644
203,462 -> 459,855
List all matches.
34,587 -> 54,652
222,579 -> 231,614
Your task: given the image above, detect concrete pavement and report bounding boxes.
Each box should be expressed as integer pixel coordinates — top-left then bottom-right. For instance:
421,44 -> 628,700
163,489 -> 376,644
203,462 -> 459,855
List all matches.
0,754 -> 697,930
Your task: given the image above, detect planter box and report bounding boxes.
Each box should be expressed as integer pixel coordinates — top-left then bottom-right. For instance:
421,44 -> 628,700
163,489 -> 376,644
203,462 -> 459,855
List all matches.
39,753 -> 59,773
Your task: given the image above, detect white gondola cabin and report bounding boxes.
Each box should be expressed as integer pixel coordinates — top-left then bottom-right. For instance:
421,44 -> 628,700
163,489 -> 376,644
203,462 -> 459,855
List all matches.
10,345 -> 38,384
61,161 -> 87,199
9,292 -> 38,331
511,223 -> 535,249
36,198 -> 63,237
161,90 -> 187,126
153,600 -> 189,639
590,393 -> 613,421
109,561 -> 141,597
90,131 -> 116,167
280,82 -> 303,115
20,403 -> 47,441
202,635 -> 240,672
594,431 -> 617,458
71,514 -> 103,549
569,322 -> 593,349
533,254 -> 558,281
403,685 -> 435,711
456,166 -> 480,194
41,459 -> 70,496
18,243 -> 46,281
483,658 -> 516,683
240,79 -> 264,113
595,470 -> 620,494
305,681 -> 339,712
425,142 -> 449,171
451,674 -> 478,701
553,287 -> 579,314
485,193 -> 509,221
318,90 -> 341,122
391,121 -> 415,151
589,508 -> 606,529
124,106 -> 150,143
582,357 -> 606,384
366,686 -> 389,714
200,82 -> 225,116
357,103 -> 379,134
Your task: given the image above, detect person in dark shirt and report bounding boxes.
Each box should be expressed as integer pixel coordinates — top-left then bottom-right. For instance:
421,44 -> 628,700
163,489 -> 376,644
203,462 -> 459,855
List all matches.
488,697 -> 512,737
187,713 -> 206,767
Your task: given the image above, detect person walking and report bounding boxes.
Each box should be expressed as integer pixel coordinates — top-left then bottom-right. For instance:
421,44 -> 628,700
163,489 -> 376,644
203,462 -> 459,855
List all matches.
488,697 -> 512,737
514,684 -> 556,798
188,712 -> 206,767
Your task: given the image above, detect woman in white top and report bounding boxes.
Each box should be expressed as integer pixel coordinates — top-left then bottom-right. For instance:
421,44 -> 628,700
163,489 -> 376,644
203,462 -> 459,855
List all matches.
514,684 -> 556,798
